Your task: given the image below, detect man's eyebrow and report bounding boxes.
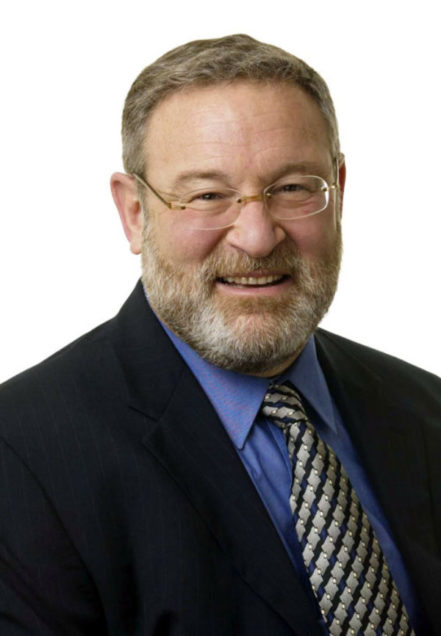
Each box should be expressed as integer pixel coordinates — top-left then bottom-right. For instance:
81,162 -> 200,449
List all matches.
169,161 -> 331,191
170,170 -> 230,189
274,161 -> 331,177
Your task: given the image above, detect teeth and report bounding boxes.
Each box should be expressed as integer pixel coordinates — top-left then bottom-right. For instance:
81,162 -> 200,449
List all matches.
222,275 -> 283,286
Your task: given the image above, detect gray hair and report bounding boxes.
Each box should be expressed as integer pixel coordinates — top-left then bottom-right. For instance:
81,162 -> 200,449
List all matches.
122,34 -> 340,177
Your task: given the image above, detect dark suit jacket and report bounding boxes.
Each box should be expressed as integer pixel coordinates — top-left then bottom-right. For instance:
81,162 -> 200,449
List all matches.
0,282 -> 440,635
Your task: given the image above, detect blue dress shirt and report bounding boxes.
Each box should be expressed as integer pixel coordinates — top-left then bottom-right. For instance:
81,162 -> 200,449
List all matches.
157,317 -> 420,633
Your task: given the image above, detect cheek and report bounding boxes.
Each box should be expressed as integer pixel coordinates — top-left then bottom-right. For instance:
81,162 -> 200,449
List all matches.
154,215 -> 224,265
284,215 -> 339,260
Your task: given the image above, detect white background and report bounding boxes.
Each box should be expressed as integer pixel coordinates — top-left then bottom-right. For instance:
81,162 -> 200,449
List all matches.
1,0 -> 440,382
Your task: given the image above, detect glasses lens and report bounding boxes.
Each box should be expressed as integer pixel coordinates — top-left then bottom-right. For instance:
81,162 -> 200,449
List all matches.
267,175 -> 329,219
179,187 -> 239,229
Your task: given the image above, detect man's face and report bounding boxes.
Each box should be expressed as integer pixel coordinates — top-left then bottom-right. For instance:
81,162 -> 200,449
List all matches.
138,81 -> 344,376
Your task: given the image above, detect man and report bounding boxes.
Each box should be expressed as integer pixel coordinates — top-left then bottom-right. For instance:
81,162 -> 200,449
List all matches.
0,34 -> 439,636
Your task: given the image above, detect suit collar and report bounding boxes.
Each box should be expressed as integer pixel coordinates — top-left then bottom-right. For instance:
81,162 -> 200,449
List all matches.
314,328 -> 435,546
109,281 -> 188,420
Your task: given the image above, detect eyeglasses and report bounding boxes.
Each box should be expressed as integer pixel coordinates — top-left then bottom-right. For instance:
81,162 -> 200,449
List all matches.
133,172 -> 338,230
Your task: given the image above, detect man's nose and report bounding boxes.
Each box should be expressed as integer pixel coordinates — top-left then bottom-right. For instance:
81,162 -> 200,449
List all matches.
225,199 -> 287,258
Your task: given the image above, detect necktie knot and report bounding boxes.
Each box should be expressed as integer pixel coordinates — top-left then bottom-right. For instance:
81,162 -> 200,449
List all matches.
261,383 -> 309,431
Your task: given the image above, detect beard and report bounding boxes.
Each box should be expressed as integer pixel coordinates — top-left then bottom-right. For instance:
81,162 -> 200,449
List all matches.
141,221 -> 342,376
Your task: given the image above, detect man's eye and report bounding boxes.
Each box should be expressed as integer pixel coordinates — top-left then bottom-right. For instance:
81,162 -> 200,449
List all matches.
186,191 -> 227,203
269,179 -> 322,198
198,192 -> 223,200
271,183 -> 307,195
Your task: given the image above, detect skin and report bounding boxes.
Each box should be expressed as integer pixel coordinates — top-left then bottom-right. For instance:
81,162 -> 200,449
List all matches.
111,81 -> 346,377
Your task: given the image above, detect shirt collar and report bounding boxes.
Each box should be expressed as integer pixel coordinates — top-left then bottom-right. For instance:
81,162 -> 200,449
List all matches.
153,306 -> 337,448
162,321 -> 268,448
282,338 -> 338,435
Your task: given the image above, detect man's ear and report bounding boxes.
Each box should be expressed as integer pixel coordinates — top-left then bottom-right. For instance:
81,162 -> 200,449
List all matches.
337,154 -> 346,218
110,172 -> 144,254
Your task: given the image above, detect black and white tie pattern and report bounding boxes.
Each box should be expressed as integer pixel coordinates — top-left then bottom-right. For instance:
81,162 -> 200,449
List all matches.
262,383 -> 414,636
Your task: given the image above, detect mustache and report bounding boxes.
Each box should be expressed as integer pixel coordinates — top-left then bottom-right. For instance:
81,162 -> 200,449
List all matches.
200,242 -> 304,281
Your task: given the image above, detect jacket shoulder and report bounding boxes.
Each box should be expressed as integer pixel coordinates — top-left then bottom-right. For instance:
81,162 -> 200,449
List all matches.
315,328 -> 441,406
1,319 -> 112,397
0,317 -> 121,449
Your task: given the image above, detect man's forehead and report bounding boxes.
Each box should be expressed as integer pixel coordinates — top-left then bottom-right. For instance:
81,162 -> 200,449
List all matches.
143,80 -> 331,160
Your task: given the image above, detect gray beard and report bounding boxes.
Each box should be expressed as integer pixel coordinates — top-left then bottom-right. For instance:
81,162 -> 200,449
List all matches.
141,222 -> 342,375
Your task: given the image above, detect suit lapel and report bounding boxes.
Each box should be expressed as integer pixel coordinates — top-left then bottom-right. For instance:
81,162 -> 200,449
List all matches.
110,283 -> 322,634
315,330 -> 441,623
143,366 -> 322,633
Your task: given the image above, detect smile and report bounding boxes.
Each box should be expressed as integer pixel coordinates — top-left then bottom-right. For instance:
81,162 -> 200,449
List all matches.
218,274 -> 288,287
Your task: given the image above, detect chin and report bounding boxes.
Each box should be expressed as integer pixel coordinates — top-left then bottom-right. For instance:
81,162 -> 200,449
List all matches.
172,296 -> 323,375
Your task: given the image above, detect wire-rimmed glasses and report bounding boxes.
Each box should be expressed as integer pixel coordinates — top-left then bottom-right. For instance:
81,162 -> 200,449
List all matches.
133,172 -> 338,230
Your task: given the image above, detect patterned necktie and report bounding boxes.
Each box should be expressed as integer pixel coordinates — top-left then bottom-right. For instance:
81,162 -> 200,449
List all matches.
261,383 -> 414,636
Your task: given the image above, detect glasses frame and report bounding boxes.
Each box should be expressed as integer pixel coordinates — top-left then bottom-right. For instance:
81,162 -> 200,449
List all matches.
132,172 -> 339,228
